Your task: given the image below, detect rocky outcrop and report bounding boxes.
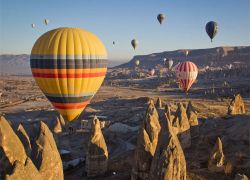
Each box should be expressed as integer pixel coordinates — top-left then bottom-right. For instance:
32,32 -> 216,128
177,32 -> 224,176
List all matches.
186,101 -> 198,126
0,116 -> 27,177
53,118 -> 62,134
17,124 -> 32,156
149,114 -> 187,180
208,137 -> 225,172
131,101 -> 161,180
58,114 -> 66,127
234,174 -> 249,180
228,94 -> 245,115
165,104 -> 172,123
156,97 -> 162,109
86,116 -> 108,177
5,158 -> 42,180
32,121 -> 63,180
172,103 -> 191,149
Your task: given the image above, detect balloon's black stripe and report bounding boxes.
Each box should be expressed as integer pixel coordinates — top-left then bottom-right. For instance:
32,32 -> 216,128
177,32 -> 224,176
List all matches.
30,59 -> 107,69
46,95 -> 93,103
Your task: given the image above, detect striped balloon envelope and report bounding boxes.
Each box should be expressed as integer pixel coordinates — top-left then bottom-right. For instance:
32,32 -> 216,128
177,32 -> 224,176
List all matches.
30,27 -> 107,122
175,61 -> 198,92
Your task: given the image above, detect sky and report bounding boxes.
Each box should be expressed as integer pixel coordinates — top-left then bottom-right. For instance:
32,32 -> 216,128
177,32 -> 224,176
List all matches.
0,0 -> 250,61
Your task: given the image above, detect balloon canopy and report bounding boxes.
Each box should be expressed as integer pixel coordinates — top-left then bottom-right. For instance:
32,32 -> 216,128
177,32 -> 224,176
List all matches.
206,21 -> 218,42
157,14 -> 165,24
175,61 -> 198,92
30,27 -> 108,122
44,19 -> 49,25
135,60 -> 140,66
131,39 -> 139,50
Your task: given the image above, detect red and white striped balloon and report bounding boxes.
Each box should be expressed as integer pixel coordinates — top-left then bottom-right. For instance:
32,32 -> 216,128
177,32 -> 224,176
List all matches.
175,61 -> 198,92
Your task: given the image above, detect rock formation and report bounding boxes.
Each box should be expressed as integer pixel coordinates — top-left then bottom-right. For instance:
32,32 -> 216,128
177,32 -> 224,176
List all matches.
31,121 -> 63,180
53,117 -> 62,134
165,104 -> 172,123
0,116 -> 27,177
131,101 -> 161,180
156,97 -> 162,109
172,103 -> 191,149
5,158 -> 42,180
58,114 -> 66,127
149,114 -> 187,180
86,116 -> 108,177
186,101 -> 198,126
17,123 -> 32,156
228,94 -> 245,115
208,137 -> 225,172
234,174 -> 249,180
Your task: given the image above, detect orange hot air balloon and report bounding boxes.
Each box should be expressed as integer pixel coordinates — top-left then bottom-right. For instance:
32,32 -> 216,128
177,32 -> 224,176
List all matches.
175,61 -> 198,92
30,27 -> 108,122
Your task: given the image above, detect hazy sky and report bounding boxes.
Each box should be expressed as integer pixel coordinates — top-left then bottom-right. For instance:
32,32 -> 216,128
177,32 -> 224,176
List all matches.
1,0 -> 250,61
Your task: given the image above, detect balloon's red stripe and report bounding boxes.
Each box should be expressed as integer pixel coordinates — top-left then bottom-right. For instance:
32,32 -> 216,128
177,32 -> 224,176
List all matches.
52,102 -> 88,109
32,72 -> 106,78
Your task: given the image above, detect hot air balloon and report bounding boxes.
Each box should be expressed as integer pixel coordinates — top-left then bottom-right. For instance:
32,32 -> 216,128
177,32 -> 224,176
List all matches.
44,19 -> 49,25
131,39 -> 138,50
165,58 -> 173,69
135,60 -> 140,66
31,24 -> 35,28
30,27 -> 107,122
157,14 -> 165,25
149,68 -> 155,76
113,41 -> 115,45
175,61 -> 198,92
206,21 -> 218,42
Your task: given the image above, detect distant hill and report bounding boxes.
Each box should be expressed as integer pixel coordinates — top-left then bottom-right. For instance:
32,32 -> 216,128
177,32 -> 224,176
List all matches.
0,54 -> 31,75
117,46 -> 250,69
1,46 -> 249,75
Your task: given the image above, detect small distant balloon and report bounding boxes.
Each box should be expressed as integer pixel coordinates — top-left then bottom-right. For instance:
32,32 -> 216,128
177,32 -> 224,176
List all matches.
113,41 -> 115,45
157,14 -> 165,25
135,60 -> 140,66
31,24 -> 35,28
164,58 -> 173,69
206,21 -> 218,42
44,19 -> 49,25
131,39 -> 138,50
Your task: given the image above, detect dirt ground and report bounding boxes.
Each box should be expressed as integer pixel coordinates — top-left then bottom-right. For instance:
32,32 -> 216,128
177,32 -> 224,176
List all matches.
0,75 -> 250,179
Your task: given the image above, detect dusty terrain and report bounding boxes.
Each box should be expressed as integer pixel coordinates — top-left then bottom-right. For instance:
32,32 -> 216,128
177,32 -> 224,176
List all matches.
1,64 -> 250,180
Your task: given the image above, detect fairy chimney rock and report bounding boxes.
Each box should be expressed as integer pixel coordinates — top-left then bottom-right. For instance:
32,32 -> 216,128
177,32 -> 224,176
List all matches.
149,115 -> 187,180
172,103 -> 191,149
208,137 -> 225,172
228,94 -> 245,115
53,118 -> 62,134
86,116 -> 108,177
17,123 -> 32,156
131,101 -> 161,180
186,101 -> 199,126
32,121 -> 63,180
0,116 -> 27,173
156,97 -> 162,109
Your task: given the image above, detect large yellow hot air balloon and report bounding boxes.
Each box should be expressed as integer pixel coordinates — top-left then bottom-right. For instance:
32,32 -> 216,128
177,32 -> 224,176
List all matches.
30,27 -> 107,122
